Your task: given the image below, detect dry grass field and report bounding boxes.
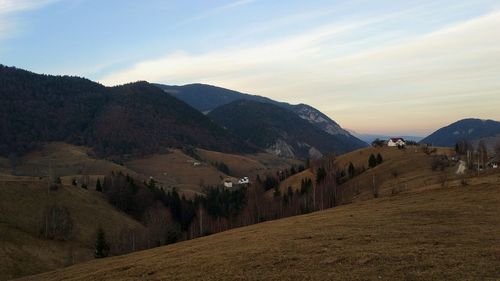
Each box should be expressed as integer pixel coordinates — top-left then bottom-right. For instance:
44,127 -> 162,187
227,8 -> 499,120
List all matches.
125,149 -> 226,194
277,169 -> 316,194
0,143 -> 137,178
0,178 -> 145,280
0,142 -> 299,196
18,172 -> 500,281
336,146 -> 463,202
197,149 -> 267,177
278,146 -> 467,202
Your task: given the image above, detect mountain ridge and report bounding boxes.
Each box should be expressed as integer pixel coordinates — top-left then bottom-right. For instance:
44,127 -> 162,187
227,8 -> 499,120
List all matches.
155,83 -> 358,138
0,65 -> 255,157
420,118 -> 500,147
207,100 -> 366,159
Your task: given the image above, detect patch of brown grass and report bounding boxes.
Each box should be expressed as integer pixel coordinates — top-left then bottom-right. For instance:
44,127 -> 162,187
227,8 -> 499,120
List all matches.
125,149 -> 225,193
278,169 -> 316,193
197,149 -> 267,177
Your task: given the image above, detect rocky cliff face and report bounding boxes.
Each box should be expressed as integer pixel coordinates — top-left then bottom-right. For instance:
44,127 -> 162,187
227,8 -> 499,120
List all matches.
291,104 -> 350,136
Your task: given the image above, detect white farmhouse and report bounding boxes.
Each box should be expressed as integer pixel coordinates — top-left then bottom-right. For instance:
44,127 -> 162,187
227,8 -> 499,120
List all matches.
387,138 -> 406,147
238,177 -> 249,184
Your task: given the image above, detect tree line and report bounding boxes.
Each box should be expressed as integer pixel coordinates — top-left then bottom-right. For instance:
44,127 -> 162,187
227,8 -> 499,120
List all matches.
88,161 -> 342,258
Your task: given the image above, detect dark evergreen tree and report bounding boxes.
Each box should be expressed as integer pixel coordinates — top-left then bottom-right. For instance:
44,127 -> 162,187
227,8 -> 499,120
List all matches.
94,227 -> 109,258
263,175 -> 278,191
376,153 -> 383,165
348,162 -> 355,179
273,186 -> 281,197
95,179 -> 102,192
300,178 -> 313,194
368,154 -> 377,168
316,167 -> 326,184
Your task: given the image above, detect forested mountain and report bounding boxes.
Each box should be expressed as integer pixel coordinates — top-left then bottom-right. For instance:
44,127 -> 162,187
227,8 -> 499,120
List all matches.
208,100 -> 365,159
155,83 -> 366,140
0,65 -> 255,157
420,118 -> 500,147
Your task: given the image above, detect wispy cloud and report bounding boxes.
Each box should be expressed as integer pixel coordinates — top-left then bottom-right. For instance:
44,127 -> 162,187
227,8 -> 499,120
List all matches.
178,0 -> 257,26
100,6 -> 500,135
0,0 -> 59,39
0,0 -> 58,14
99,17 -> 375,85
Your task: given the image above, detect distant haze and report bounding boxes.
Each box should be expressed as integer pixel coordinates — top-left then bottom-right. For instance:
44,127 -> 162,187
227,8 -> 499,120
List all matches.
1,1 -> 499,136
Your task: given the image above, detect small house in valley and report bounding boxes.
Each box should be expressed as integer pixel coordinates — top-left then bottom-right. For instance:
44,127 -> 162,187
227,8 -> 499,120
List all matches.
222,177 -> 238,188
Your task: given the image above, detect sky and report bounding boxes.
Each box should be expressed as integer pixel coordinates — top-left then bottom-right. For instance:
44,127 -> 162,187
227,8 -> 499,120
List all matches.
1,0 -> 500,136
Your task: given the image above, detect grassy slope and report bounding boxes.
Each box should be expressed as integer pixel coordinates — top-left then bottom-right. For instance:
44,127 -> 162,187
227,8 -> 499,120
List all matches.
0,142 -> 139,182
197,149 -> 266,178
335,146 -> 460,201
18,173 -> 500,281
125,149 -> 227,195
278,169 -> 316,193
125,149 -> 299,195
278,146 -> 462,200
0,142 -> 298,195
0,178 -> 145,280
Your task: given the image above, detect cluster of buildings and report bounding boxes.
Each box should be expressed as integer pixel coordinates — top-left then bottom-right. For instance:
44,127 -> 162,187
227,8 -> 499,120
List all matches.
372,137 -> 407,147
387,138 -> 406,147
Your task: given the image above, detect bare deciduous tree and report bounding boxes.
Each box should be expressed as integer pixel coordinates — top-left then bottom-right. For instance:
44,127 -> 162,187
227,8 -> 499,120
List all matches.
37,203 -> 73,241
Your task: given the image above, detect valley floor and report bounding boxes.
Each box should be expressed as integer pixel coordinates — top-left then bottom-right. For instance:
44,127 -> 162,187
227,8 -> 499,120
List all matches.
18,173 -> 500,281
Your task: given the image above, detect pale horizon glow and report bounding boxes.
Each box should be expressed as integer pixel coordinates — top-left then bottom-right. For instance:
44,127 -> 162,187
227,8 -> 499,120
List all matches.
1,0 -> 500,136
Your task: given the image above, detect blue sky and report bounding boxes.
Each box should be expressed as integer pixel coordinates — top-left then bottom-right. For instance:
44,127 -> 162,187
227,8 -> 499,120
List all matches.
1,0 -> 500,135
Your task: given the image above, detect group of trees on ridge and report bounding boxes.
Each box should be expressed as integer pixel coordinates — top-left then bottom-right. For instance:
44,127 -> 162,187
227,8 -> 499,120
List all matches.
0,65 -> 256,159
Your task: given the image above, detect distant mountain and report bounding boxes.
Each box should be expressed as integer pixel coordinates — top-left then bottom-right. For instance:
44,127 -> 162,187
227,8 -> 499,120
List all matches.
348,131 -> 424,144
420,118 -> 500,147
0,65 -> 255,157
155,83 -> 359,137
207,100 -> 366,159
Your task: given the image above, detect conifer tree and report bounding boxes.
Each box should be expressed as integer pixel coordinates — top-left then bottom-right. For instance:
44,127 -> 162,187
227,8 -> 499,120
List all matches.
94,227 -> 109,258
348,162 -> 355,179
368,154 -> 377,168
376,153 -> 383,165
316,167 -> 326,184
95,179 -> 102,192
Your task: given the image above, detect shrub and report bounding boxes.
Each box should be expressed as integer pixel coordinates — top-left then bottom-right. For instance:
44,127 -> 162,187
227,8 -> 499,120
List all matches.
431,156 -> 449,171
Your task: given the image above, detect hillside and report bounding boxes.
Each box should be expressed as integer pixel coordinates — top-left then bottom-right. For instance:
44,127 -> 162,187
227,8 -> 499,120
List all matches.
208,100 -> 364,158
0,142 -> 300,279
155,83 -> 365,142
0,65 -> 254,158
0,142 -> 295,196
421,118 -> 500,147
285,145 -> 465,200
19,173 -> 500,281
0,177 -> 146,280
